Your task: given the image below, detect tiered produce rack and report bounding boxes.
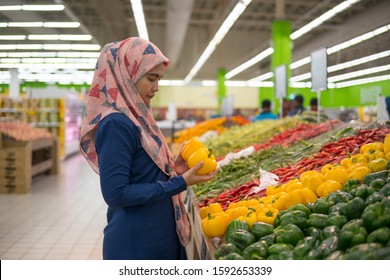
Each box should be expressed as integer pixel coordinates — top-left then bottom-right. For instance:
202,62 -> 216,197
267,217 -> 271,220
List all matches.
177,116 -> 390,260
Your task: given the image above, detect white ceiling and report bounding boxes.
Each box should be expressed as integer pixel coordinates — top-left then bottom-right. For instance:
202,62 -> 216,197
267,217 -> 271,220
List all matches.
0,0 -> 389,84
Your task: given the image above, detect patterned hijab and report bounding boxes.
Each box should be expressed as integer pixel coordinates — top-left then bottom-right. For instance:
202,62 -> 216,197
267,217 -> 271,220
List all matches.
80,37 -> 190,246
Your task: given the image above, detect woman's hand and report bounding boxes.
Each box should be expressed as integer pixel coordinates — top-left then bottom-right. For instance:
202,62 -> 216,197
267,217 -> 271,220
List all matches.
173,152 -> 189,175
182,161 -> 217,187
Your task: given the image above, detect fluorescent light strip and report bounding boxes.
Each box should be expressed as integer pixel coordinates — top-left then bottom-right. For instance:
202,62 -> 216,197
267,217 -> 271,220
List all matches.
335,74 -> 390,88
290,50 -> 390,82
184,0 -> 252,84
248,72 -> 274,82
130,0 -> 149,40
0,52 -> 99,58
0,58 -> 97,64
0,63 -> 95,70
0,35 -> 26,40
328,64 -> 390,82
0,44 -> 101,51
290,0 -> 362,40
225,47 -> 274,79
28,34 -> 92,41
0,5 -> 65,11
290,23 -> 390,70
0,22 -> 80,28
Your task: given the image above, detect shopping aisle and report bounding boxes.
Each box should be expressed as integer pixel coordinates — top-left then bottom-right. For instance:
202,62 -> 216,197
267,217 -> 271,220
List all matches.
0,153 -> 106,260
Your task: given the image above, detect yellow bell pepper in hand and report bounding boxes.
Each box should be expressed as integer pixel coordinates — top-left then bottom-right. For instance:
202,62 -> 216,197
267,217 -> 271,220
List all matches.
201,212 -> 229,238
180,137 -> 206,161
187,147 -> 217,175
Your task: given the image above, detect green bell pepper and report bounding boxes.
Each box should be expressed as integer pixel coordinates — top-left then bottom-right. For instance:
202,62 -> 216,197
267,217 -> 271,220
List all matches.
379,183 -> 390,196
362,201 -> 390,231
229,229 -> 256,251
223,252 -> 245,260
339,197 -> 365,220
369,178 -> 386,191
365,192 -> 386,206
316,236 -> 339,259
326,212 -> 348,228
372,247 -> 390,259
328,202 -> 347,214
313,197 -> 335,214
279,210 -> 308,229
225,220 -> 250,243
343,179 -> 361,193
353,184 -> 375,200
343,243 -> 383,260
307,213 -> 328,229
251,222 -> 274,240
267,243 -> 294,256
304,227 -> 322,240
278,250 -> 294,260
293,236 -> 319,260
338,219 -> 368,250
366,227 -> 390,244
364,170 -> 389,186
214,243 -> 241,259
288,204 -> 311,217
259,233 -> 275,246
321,225 -> 340,240
242,241 -> 268,260
274,224 -> 305,246
325,250 -> 345,260
328,190 -> 353,204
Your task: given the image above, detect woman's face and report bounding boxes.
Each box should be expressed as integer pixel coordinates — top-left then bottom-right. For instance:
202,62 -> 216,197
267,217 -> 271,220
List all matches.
135,63 -> 165,107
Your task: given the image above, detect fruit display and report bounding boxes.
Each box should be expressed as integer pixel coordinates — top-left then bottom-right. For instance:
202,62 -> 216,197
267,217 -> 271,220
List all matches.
189,119 -> 390,260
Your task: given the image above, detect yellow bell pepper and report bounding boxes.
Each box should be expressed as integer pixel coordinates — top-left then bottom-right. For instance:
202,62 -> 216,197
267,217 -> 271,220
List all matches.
286,181 -> 303,192
324,166 -> 348,185
347,166 -> 372,181
299,188 -> 318,204
180,137 -> 206,161
346,162 -> 368,173
384,133 -> 390,154
187,147 -> 217,175
301,171 -> 324,194
257,206 -> 279,225
316,180 -> 343,197
266,184 -> 287,196
199,203 -> 223,220
385,152 -> 390,160
271,192 -> 288,211
225,206 -> 249,220
368,158 -> 388,172
201,212 -> 229,238
350,154 -> 368,164
360,142 -> 384,154
321,164 -> 334,175
237,210 -> 257,229
340,158 -> 352,168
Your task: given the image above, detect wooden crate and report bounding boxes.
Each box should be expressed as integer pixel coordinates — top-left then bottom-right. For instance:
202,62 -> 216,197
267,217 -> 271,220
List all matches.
0,135 -> 60,194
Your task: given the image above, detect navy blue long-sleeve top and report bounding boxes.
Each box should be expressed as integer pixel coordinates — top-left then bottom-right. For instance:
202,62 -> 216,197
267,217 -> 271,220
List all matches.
95,113 -> 187,260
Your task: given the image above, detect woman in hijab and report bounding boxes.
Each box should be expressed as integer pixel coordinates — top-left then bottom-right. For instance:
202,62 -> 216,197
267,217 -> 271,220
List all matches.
80,37 -> 216,260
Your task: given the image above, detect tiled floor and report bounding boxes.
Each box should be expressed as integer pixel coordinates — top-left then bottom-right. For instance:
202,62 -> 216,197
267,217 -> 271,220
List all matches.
0,153 -> 106,260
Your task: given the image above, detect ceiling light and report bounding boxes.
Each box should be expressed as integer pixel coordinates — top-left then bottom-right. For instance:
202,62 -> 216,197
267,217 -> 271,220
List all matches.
28,34 -> 92,41
130,0 -> 149,40
335,74 -> 390,88
290,0 -> 362,40
0,35 -> 26,40
328,64 -> 390,82
248,72 -> 274,82
225,47 -> 273,79
8,22 -> 43,27
43,22 -> 80,28
184,0 -> 252,84
0,5 -> 64,11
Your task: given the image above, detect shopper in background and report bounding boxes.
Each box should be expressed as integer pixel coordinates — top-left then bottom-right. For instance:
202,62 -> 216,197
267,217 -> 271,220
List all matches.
288,94 -> 305,116
310,97 -> 319,112
79,37 -> 216,260
252,99 -> 277,122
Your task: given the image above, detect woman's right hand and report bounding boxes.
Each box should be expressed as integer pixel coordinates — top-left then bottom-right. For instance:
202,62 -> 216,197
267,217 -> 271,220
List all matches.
181,161 -> 217,187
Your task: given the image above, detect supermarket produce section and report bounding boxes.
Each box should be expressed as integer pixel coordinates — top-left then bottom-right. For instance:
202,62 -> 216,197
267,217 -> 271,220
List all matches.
176,117 -> 390,260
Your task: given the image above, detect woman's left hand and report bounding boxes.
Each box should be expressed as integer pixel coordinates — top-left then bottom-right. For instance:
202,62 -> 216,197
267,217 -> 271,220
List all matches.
174,149 -> 189,175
